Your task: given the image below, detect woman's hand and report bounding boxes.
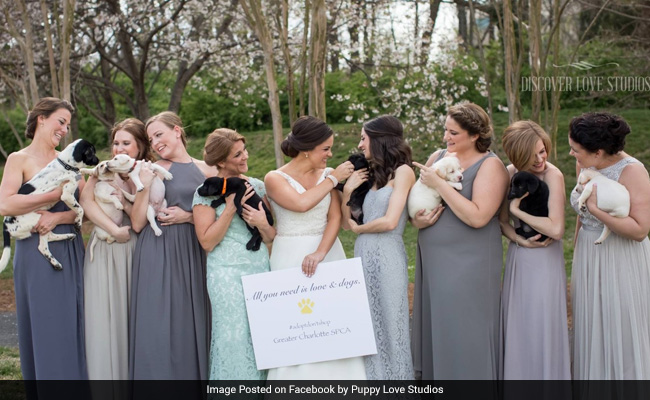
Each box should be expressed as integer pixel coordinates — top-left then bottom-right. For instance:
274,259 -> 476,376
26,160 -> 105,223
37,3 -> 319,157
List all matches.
343,169 -> 369,195
110,225 -> 132,243
157,206 -> 193,225
331,161 -> 355,182
413,162 -> 444,190
31,210 -> 60,235
138,161 -> 157,189
514,234 -> 554,248
348,219 -> 362,234
302,251 -> 326,278
242,201 -> 269,229
410,205 -> 444,229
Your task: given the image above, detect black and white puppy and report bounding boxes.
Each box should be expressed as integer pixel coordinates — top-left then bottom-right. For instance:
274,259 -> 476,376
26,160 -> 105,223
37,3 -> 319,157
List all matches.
508,171 -> 549,241
197,177 -> 274,251
1,139 -> 99,272
336,153 -> 372,225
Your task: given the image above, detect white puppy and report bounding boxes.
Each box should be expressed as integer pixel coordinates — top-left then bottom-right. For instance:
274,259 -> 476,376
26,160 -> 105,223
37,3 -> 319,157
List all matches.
577,168 -> 630,244
1,139 -> 99,272
80,161 -> 128,261
408,156 -> 464,219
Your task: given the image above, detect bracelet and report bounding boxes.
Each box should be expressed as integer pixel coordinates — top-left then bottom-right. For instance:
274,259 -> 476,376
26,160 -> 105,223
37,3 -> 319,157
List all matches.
326,174 -> 338,187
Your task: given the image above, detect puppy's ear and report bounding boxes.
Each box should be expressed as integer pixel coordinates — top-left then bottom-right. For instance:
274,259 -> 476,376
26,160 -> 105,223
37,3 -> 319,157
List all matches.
435,166 -> 447,179
527,177 -> 540,194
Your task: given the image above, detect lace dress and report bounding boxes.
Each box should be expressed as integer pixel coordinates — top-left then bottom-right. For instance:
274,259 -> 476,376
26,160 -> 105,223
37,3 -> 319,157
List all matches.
266,168 -> 367,380
192,177 -> 269,380
354,186 -> 414,380
570,157 -> 650,379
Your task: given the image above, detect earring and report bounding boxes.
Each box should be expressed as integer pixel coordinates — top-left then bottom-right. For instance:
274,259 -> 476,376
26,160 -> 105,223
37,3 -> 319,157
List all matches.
305,153 -> 309,158
40,123 -> 44,127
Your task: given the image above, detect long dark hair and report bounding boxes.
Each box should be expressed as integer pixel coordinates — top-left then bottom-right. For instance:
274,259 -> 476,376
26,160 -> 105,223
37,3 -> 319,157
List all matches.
363,115 -> 412,189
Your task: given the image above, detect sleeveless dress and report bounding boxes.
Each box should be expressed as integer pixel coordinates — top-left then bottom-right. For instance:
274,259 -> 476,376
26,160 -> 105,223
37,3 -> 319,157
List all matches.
266,168 -> 366,380
129,161 -> 209,380
354,186 -> 413,380
499,185 -> 571,379
84,213 -> 137,383
192,178 -> 269,380
570,157 -> 650,379
412,151 -> 503,380
13,198 -> 88,380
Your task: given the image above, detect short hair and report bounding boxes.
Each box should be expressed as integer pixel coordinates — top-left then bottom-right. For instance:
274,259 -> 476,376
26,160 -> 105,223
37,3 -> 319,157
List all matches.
144,111 -> 187,147
501,120 -> 552,171
25,97 -> 75,139
447,102 -> 493,152
110,118 -> 155,162
569,112 -> 630,155
203,128 -> 246,167
280,116 -> 333,158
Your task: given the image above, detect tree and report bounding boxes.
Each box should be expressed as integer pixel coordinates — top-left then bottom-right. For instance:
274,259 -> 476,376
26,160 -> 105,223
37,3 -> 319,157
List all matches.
308,0 -> 328,119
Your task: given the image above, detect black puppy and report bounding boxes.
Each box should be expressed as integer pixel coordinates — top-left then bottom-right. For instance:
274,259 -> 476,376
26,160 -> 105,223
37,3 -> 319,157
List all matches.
197,177 -> 274,251
508,171 -> 549,241
336,153 -> 372,225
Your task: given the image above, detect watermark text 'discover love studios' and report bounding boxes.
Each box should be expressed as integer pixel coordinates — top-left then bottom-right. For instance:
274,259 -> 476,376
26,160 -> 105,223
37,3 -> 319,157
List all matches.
521,76 -> 650,92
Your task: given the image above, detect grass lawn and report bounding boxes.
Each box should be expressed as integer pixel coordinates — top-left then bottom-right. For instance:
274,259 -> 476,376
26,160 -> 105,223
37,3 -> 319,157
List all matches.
0,346 -> 21,380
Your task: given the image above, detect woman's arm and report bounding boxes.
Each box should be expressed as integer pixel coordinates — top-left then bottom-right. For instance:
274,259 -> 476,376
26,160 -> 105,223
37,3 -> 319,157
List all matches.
349,165 -> 415,234
509,167 -> 566,240
79,176 -> 131,242
417,156 -> 509,228
193,194 -> 238,252
0,152 -> 62,216
302,189 -> 343,277
129,164 -> 157,233
586,163 -> 650,241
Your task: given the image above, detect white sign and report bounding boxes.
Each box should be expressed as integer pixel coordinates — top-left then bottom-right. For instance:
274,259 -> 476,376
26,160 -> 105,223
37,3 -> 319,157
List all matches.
242,257 -> 377,370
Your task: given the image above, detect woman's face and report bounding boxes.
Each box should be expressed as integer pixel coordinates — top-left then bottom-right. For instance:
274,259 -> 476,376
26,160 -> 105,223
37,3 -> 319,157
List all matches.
306,135 -> 334,168
568,136 -> 598,169
358,129 -> 371,159
112,130 -> 140,159
528,139 -> 548,174
443,116 -> 474,154
147,121 -> 181,159
39,108 -> 72,148
218,140 -> 249,176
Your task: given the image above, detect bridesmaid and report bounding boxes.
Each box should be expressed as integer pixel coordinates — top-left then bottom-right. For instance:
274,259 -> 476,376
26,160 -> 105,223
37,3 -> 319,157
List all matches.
411,102 -> 508,380
341,115 -> 415,380
193,128 -> 275,380
0,98 -> 88,380
80,118 -> 155,382
129,111 -> 217,380
569,112 -> 650,379
498,120 -> 571,379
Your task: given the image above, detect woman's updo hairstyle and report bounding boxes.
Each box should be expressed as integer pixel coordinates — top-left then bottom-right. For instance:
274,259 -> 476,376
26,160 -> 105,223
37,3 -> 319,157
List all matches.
281,116 -> 333,158
25,97 -> 75,139
447,102 -> 493,152
569,112 -> 630,155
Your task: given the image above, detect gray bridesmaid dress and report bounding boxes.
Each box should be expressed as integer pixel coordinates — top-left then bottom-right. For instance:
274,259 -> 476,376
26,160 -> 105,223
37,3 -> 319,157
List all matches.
354,187 -> 414,380
129,161 -> 209,380
412,151 -> 503,380
13,199 -> 88,380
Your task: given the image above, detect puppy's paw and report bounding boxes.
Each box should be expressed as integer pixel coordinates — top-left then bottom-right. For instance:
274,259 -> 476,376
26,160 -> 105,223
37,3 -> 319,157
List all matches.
136,184 -> 145,192
153,226 -> 163,236
51,262 -> 63,271
594,240 -> 602,245
162,171 -> 173,180
579,204 -> 587,213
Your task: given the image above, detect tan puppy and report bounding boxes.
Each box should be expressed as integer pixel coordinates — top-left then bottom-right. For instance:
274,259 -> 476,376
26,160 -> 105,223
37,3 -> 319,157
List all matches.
408,155 -> 464,219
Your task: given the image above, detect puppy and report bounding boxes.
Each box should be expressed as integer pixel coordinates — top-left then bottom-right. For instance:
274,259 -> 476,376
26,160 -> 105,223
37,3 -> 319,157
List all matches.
1,139 -> 99,272
83,154 -> 173,237
197,177 -> 274,251
336,153 -> 372,225
577,168 -> 630,244
80,161 -> 128,261
508,171 -> 550,241
408,156 -> 463,219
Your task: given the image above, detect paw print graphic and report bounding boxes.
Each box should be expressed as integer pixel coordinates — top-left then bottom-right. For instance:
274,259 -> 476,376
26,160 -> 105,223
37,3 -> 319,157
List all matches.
298,298 -> 315,314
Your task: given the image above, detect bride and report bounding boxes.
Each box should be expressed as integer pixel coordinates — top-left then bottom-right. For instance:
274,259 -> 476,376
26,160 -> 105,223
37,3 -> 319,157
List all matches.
264,116 -> 366,380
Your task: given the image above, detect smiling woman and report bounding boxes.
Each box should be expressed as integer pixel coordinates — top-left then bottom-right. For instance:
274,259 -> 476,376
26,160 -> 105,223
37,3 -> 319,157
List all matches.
0,97 -> 88,383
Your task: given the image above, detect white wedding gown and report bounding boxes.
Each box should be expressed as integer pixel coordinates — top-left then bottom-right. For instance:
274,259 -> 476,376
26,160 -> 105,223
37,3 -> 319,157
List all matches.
266,168 -> 367,380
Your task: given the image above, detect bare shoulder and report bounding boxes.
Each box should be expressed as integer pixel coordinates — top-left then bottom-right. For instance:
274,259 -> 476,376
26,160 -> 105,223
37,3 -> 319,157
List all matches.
156,159 -> 172,170
620,161 -> 650,184
395,164 -> 415,180
194,159 -> 218,178
543,163 -> 565,181
480,155 -> 506,171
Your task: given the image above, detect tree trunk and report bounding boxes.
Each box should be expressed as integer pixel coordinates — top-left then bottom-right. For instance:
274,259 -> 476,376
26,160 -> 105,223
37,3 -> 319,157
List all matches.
1,108 -> 24,148
239,0 -> 285,167
274,0 -> 297,125
299,0 -> 311,116
40,0 -> 60,98
348,1 -> 360,72
457,1 -> 468,47
529,0 -> 542,123
308,0 -> 327,120
468,0 -> 494,118
60,0 -> 76,143
420,0 -> 442,65
502,0 -> 521,122
12,0 -> 40,106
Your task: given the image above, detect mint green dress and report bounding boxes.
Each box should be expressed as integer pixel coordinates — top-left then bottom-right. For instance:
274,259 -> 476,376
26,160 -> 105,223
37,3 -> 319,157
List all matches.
192,177 -> 270,380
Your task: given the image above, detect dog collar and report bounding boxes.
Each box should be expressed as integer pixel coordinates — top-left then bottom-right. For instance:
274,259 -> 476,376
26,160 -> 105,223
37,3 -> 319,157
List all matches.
221,178 -> 227,195
128,160 -> 138,173
57,157 -> 79,172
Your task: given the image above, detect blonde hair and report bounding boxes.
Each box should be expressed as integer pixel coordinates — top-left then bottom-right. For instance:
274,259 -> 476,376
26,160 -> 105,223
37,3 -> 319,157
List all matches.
447,102 -> 493,152
501,120 -> 552,171
144,111 -> 187,147
203,128 -> 246,167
